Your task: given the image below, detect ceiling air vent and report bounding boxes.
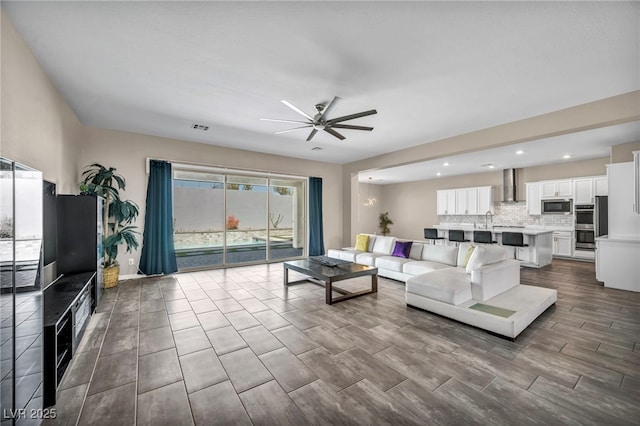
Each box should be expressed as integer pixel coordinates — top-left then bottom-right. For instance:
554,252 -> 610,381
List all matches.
311,146 -> 323,151
191,123 -> 209,131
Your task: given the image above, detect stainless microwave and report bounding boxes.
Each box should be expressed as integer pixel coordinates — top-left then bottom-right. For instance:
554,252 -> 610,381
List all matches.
542,199 -> 573,215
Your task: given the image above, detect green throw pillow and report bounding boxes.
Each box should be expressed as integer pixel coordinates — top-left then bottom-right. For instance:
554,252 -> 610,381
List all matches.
461,246 -> 475,267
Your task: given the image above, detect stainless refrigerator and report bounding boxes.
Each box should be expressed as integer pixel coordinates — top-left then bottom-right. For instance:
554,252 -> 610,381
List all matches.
595,195 -> 608,237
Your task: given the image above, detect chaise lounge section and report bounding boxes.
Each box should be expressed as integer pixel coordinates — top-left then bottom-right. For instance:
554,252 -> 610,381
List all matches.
328,234 -> 557,338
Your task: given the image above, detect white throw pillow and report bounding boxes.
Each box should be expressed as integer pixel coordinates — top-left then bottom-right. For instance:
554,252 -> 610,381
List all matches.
409,243 -> 424,260
465,245 -> 486,273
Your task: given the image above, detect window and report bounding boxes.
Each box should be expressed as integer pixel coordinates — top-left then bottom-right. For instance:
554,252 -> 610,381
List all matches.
173,168 -> 306,270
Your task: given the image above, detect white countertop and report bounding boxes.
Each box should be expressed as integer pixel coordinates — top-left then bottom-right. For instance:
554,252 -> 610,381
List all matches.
434,224 -> 554,235
596,235 -> 640,243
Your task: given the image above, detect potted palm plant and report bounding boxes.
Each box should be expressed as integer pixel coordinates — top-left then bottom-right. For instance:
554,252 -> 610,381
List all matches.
80,163 -> 139,288
379,212 -> 393,236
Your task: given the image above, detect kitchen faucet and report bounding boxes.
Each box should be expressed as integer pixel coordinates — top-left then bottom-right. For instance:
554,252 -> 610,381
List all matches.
485,210 -> 493,229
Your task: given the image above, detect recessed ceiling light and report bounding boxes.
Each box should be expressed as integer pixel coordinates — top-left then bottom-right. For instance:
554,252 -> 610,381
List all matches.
443,162 -> 449,167
436,172 -> 441,176
481,163 -> 495,169
563,154 -> 571,159
516,150 -> 524,155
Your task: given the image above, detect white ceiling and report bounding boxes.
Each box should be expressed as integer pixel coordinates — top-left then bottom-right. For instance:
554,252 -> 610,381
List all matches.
358,121 -> 640,184
4,1 -> 639,164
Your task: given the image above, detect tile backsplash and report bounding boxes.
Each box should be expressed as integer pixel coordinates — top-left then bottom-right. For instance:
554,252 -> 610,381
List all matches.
438,201 -> 574,228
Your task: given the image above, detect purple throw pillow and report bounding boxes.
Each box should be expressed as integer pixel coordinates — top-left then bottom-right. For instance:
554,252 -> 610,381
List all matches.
392,241 -> 413,258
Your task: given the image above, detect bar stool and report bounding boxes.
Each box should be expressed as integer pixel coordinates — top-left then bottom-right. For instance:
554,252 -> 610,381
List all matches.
501,232 -> 528,260
448,229 -> 470,246
473,230 -> 497,244
424,228 -> 445,245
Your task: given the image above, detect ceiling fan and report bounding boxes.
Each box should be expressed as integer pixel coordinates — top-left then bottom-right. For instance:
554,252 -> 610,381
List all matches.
261,96 -> 377,142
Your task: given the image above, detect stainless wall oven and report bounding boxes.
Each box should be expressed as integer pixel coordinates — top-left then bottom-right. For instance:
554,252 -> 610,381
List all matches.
575,204 -> 594,229
574,197 -> 608,252
575,228 -> 596,250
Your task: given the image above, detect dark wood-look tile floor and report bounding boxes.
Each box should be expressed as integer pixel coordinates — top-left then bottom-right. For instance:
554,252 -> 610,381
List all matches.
46,259 -> 640,425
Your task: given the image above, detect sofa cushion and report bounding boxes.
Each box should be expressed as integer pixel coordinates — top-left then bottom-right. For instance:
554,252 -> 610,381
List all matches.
392,241 -> 413,258
376,256 -> 412,273
355,252 -> 387,266
479,245 -> 508,266
367,235 -> 377,252
406,269 -> 472,305
355,234 -> 370,251
327,248 -> 363,262
372,236 -> 396,254
421,244 -> 458,266
403,260 -> 453,276
409,243 -> 423,260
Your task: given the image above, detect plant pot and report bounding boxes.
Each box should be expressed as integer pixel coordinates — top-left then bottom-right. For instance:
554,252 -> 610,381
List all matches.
103,264 -> 120,289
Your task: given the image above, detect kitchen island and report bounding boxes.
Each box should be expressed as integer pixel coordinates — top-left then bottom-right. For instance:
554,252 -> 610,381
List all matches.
433,225 -> 553,268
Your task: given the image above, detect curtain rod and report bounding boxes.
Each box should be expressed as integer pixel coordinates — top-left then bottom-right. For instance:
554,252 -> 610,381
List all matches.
145,157 -> 308,180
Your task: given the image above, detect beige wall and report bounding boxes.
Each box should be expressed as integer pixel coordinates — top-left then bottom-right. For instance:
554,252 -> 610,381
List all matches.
0,8 -> 81,192
79,127 -> 343,269
611,140 -> 640,163
361,157 -> 609,241
342,92 -> 640,244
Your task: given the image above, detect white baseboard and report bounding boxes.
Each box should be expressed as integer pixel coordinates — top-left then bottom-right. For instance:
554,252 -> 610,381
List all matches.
119,274 -> 142,281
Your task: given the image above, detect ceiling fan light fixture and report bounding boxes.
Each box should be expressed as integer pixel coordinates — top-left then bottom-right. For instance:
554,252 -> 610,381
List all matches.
263,96 -> 376,142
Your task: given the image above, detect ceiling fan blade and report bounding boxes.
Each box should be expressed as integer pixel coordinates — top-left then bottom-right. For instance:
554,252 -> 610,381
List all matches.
330,124 -> 374,131
261,118 -> 311,124
327,109 -> 377,124
324,127 -> 346,140
281,100 -> 314,121
275,125 -> 313,135
306,129 -> 318,142
319,96 -> 341,121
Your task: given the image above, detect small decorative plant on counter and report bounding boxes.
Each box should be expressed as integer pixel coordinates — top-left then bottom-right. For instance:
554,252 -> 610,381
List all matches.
379,212 -> 393,236
80,163 -> 139,288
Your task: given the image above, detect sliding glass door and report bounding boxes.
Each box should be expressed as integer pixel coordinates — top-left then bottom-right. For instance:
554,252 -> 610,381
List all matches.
173,171 -> 225,270
269,178 -> 305,260
226,175 -> 268,265
172,168 -> 306,270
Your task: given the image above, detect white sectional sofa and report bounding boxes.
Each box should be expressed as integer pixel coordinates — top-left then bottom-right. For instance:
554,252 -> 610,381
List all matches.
327,234 -> 557,338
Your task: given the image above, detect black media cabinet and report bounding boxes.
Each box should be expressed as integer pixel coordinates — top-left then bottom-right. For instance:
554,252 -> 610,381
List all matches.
43,271 -> 95,407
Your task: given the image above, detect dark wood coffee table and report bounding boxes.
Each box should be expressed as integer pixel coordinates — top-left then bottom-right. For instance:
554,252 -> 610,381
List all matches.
283,257 -> 378,305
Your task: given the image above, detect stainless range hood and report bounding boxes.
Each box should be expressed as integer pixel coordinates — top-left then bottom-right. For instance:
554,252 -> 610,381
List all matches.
503,168 -> 518,202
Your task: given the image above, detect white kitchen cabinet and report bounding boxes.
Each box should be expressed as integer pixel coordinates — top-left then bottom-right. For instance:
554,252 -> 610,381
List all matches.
541,180 -> 572,198
557,180 -> 573,197
573,178 -> 594,204
438,186 -> 493,215
573,176 -> 608,204
526,182 -> 541,215
455,188 -> 478,215
594,176 -> 608,197
552,231 -> 573,257
437,189 -> 456,215
477,186 -> 493,215
596,236 -> 640,292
